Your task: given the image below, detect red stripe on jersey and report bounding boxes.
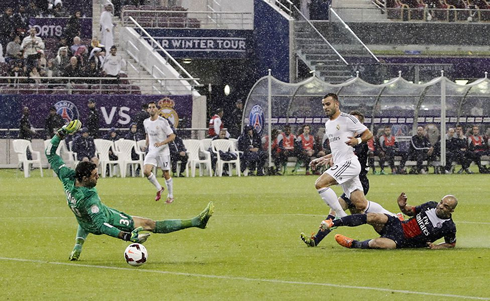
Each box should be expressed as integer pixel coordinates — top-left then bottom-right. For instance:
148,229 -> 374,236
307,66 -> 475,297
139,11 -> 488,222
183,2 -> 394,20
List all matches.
401,219 -> 422,238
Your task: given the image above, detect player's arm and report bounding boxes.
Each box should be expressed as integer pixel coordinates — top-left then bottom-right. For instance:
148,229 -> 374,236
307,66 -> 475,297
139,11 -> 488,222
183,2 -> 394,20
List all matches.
397,192 -> 416,216
427,242 -> 456,249
155,133 -> 176,147
45,120 -> 81,179
310,153 -> 332,169
347,129 -> 373,146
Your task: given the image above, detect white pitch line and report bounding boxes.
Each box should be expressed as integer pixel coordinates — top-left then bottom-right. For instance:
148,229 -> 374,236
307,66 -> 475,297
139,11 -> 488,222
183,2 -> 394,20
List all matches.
0,257 -> 488,300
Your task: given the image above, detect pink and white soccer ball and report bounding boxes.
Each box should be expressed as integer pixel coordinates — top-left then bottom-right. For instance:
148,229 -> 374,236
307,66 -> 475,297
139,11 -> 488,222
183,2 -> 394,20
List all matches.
124,243 -> 148,266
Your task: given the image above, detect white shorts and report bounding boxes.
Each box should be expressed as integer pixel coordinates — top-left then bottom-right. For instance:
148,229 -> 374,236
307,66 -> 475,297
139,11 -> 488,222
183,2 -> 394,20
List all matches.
325,158 -> 363,199
144,152 -> 171,170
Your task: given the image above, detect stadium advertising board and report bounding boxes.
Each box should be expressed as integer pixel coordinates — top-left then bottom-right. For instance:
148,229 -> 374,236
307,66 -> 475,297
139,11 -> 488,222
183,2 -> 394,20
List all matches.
0,94 -> 192,132
143,29 -> 253,59
29,18 -> 92,39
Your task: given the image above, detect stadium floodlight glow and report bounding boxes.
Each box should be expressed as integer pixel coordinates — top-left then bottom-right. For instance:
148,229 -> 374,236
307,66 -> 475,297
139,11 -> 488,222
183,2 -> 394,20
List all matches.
224,85 -> 231,96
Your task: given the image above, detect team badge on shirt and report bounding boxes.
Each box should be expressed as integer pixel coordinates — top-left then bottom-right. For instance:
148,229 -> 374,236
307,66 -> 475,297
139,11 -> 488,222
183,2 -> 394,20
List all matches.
91,205 -> 100,214
158,97 -> 179,127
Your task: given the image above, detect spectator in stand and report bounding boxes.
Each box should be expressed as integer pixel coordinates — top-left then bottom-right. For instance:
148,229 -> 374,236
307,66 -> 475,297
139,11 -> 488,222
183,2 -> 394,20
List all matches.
86,99 -> 100,138
37,50 -> 47,73
89,37 -> 105,54
73,45 -> 89,68
8,59 -> 25,86
26,1 -> 41,18
28,66 -> 42,84
0,44 -> 4,63
53,46 -> 69,77
72,127 -> 96,162
63,56 -> 84,80
210,128 -> 237,176
100,4 -> 114,52
229,99 -> 243,138
44,106 -> 64,139
448,125 -> 472,174
399,126 -> 434,174
64,11 -> 82,48
133,103 -> 149,138
51,0 -> 68,17
467,125 -> 489,173
0,7 -> 15,51
238,125 -> 267,176
56,37 -> 69,53
13,5 -> 29,38
21,27 -> 45,69
275,124 -> 296,174
378,125 -> 403,174
84,60 -> 101,82
70,36 -> 84,55
295,124 -> 316,175
102,46 -> 124,77
88,47 -> 104,72
103,127 -> 120,161
5,35 -> 22,63
169,135 -> 188,177
208,108 -> 228,138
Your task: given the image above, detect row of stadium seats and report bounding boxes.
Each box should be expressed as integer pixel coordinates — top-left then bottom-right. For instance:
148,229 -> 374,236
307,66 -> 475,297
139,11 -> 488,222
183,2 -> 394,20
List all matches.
0,83 -> 141,95
121,5 -> 201,28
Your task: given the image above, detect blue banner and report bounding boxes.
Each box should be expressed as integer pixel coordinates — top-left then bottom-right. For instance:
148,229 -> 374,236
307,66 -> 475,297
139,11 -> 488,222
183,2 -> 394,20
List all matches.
143,28 -> 253,59
0,94 -> 193,132
29,18 -> 93,39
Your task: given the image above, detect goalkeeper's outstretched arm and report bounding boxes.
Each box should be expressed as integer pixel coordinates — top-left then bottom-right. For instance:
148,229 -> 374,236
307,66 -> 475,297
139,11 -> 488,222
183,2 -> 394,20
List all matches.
45,120 -> 82,178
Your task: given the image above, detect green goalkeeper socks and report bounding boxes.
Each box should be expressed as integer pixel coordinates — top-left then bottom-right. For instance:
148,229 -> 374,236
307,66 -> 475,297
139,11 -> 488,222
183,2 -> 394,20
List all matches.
154,219 -> 197,233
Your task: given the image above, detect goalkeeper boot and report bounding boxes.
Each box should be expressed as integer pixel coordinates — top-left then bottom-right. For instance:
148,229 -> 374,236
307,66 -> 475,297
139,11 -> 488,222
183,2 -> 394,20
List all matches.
300,232 -> 316,247
197,201 -> 214,229
69,244 -> 82,261
334,234 -> 354,249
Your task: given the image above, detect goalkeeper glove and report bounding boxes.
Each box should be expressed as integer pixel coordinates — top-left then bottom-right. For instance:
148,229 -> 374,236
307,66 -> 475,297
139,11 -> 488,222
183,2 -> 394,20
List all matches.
58,119 -> 82,138
121,227 -> 150,244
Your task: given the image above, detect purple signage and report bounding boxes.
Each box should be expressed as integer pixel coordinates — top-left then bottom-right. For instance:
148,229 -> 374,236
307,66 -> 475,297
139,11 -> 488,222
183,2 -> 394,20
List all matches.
29,18 -> 93,39
0,94 -> 193,131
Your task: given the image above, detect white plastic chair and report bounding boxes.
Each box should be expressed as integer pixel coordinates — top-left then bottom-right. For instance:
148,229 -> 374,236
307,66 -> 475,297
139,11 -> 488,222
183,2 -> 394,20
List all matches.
211,139 -> 241,177
114,139 -> 144,177
183,139 -> 212,177
94,139 -> 119,177
13,139 -> 43,178
67,140 -> 79,168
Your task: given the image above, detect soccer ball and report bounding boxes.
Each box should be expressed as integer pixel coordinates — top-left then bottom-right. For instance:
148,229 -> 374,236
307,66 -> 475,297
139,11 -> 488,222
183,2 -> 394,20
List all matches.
124,243 -> 148,266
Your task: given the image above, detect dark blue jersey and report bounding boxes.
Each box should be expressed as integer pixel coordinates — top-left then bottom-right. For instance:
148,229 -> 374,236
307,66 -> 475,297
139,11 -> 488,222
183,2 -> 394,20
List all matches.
383,201 -> 456,248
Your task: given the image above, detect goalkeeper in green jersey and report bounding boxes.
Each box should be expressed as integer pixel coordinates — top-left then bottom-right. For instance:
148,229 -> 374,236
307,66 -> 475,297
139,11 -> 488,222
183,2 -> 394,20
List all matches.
45,120 -> 214,261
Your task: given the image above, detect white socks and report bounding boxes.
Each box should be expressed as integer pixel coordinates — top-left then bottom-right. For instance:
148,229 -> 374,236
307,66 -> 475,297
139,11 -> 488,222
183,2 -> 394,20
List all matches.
165,178 -> 173,198
318,188 -> 347,217
365,200 -> 395,216
147,173 -> 162,191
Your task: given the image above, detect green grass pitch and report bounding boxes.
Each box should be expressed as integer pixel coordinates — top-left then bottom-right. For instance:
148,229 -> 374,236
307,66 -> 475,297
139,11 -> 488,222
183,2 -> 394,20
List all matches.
0,169 -> 489,300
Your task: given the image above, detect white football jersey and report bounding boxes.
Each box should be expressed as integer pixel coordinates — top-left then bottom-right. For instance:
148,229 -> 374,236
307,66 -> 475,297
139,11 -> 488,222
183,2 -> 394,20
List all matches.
144,116 -> 174,156
325,112 -> 368,164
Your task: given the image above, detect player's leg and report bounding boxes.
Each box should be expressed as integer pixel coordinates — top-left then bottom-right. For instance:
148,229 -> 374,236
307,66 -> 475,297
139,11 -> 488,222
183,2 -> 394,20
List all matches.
160,154 -> 174,203
132,202 -> 214,233
334,235 -> 396,249
315,169 -> 347,218
143,154 -> 165,201
69,225 -> 89,261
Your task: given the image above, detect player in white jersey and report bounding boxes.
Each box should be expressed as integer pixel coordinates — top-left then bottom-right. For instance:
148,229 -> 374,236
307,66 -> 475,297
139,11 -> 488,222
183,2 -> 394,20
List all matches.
143,102 -> 176,203
310,93 -> 390,218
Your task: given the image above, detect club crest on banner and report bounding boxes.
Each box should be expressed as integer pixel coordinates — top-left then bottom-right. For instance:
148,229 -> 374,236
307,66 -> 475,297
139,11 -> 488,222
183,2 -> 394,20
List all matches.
158,97 -> 179,127
54,100 -> 79,123
249,105 -> 265,134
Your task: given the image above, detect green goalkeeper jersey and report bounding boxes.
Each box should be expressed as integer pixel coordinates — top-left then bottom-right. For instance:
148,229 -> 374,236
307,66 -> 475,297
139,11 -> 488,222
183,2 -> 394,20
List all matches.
45,135 -> 122,238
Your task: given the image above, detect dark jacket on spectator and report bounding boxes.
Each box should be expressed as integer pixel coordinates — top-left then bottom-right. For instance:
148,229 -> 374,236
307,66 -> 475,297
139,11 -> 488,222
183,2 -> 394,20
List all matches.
72,134 -> 96,160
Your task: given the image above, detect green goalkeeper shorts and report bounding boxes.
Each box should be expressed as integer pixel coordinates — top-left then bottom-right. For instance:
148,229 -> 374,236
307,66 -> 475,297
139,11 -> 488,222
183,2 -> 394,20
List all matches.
106,208 -> 134,232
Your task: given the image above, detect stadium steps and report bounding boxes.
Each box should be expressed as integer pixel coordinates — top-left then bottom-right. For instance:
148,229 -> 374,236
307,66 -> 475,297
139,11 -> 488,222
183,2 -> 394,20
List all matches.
294,23 -> 353,84
91,0 -> 161,94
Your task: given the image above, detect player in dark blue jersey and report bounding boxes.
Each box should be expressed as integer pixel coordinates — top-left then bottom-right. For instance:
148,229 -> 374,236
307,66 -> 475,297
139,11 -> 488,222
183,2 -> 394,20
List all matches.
321,192 -> 457,249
